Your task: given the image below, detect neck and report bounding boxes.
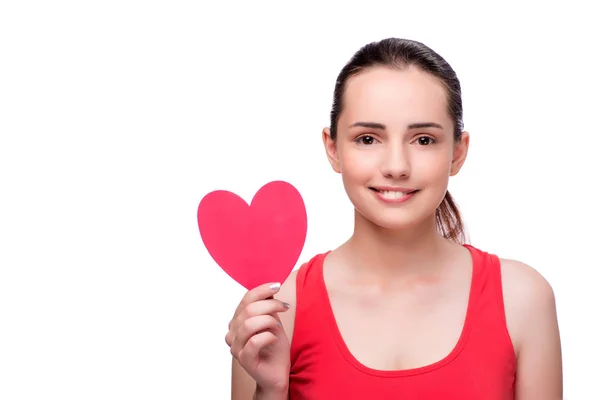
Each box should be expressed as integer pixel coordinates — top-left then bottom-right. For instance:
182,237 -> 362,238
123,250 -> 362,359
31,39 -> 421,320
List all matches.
342,209 -> 455,281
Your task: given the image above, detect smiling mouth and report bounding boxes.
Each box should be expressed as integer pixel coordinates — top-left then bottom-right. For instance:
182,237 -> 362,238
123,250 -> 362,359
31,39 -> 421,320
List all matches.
369,187 -> 419,199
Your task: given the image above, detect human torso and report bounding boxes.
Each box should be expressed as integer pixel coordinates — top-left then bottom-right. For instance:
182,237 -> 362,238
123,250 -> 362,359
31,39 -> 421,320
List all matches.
323,245 -> 472,371
285,244 -> 517,399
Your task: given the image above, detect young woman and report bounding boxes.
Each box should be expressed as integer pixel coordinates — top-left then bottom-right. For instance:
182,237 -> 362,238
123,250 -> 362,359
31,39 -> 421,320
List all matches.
225,38 -> 563,399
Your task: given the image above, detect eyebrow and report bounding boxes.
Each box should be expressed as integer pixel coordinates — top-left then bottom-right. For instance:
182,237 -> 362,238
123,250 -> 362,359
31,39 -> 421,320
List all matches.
349,121 -> 444,130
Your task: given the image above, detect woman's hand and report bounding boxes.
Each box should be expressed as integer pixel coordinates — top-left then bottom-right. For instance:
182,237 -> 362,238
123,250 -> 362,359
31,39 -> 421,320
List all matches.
226,282 -> 291,396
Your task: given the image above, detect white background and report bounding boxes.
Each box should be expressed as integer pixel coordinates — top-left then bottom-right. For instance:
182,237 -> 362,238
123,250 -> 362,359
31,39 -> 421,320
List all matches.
1,1 -> 598,399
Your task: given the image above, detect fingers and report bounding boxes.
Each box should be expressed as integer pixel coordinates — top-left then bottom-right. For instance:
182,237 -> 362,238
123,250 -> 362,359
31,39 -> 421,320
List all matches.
237,331 -> 279,365
225,299 -> 289,346
243,298 -> 290,320
230,314 -> 281,357
233,282 -> 282,319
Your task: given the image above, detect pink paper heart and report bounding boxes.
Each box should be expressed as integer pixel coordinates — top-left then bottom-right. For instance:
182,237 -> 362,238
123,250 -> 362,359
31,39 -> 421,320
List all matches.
197,181 -> 307,290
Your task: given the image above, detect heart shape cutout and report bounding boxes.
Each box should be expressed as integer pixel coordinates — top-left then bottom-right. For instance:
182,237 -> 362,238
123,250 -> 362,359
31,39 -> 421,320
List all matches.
197,180 -> 307,290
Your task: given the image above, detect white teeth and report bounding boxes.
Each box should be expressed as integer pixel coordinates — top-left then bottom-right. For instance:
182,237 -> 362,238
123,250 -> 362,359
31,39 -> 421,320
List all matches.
379,190 -> 409,199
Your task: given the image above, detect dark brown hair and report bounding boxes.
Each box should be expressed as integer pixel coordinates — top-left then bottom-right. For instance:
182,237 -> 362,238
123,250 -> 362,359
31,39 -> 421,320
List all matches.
328,37 -> 467,243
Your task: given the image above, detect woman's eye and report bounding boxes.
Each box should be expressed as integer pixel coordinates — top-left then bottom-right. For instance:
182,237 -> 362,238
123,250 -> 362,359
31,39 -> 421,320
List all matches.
417,136 -> 435,146
357,135 -> 375,145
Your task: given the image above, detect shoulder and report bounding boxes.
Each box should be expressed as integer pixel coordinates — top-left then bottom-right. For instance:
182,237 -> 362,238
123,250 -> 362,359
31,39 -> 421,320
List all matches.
497,258 -> 563,397
498,257 -> 559,356
499,257 -> 556,308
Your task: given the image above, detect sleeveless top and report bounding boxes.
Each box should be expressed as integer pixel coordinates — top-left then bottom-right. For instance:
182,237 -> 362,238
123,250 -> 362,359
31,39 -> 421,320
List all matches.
288,244 -> 516,399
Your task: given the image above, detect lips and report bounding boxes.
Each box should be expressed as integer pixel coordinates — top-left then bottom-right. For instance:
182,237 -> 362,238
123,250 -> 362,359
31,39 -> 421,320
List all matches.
369,187 -> 419,201
369,187 -> 418,194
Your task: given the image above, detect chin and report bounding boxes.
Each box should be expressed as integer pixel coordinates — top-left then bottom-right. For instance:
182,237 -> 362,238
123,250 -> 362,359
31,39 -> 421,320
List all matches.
353,205 -> 425,231
366,212 -> 426,231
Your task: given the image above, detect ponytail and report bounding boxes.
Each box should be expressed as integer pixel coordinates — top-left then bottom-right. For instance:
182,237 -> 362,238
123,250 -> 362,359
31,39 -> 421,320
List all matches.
435,191 -> 467,244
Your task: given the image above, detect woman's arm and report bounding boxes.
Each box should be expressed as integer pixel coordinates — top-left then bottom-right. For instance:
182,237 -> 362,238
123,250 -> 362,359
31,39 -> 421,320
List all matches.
501,258 -> 563,400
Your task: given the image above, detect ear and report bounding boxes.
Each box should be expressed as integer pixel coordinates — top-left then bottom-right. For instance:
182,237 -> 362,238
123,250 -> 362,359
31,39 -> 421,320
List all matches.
450,131 -> 470,176
322,127 -> 341,173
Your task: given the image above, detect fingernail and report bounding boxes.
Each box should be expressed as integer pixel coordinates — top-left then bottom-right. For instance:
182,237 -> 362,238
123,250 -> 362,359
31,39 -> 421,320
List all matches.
269,282 -> 281,291
282,302 -> 290,309
276,322 -> 281,327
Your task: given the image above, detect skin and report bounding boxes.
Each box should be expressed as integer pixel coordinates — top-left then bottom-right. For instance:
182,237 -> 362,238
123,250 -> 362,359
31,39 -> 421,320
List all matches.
228,65 -> 563,399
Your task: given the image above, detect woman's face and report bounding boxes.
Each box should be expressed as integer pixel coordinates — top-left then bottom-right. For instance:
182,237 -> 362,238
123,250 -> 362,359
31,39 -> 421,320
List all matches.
323,65 -> 469,231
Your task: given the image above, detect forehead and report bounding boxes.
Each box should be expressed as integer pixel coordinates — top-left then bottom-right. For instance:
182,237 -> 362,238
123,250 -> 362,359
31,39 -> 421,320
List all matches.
341,66 -> 450,126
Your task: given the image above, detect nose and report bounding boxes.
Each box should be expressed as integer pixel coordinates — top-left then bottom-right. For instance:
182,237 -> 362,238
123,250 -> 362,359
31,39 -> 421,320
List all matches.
380,143 -> 410,179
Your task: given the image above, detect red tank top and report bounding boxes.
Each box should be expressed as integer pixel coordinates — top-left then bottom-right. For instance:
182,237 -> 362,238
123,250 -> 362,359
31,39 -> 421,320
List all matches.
288,244 -> 516,399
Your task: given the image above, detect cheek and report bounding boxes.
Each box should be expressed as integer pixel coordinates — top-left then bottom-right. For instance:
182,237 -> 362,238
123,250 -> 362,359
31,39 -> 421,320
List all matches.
420,159 -> 451,179
415,148 -> 453,176
410,157 -> 452,196
338,147 -> 379,177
